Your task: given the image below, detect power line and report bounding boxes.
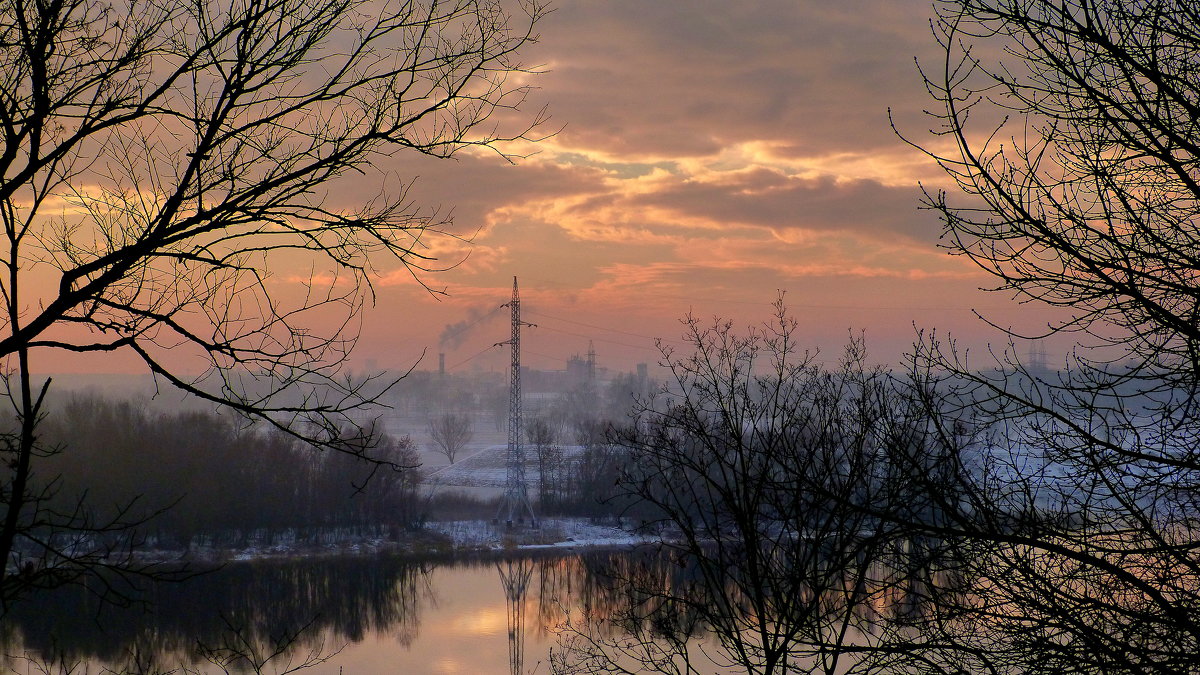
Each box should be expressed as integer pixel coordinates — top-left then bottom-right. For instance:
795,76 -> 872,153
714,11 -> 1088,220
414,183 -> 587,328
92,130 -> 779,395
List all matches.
446,344 -> 499,370
525,309 -> 678,343
452,283 -> 1009,371
519,275 -> 1036,313
531,323 -> 660,352
524,348 -> 566,363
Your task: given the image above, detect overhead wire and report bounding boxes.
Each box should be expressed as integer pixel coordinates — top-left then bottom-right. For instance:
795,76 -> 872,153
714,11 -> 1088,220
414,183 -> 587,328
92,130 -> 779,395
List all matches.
451,282 -> 999,372
530,323 -> 660,352
519,274 -> 1033,313
446,343 -> 500,370
524,309 -> 675,342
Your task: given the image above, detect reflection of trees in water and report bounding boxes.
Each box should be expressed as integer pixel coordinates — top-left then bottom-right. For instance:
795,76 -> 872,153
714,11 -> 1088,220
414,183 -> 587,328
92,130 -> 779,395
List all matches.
0,551 -> 634,672
1,555 -> 432,668
0,548 -> 945,672
550,543 -> 957,674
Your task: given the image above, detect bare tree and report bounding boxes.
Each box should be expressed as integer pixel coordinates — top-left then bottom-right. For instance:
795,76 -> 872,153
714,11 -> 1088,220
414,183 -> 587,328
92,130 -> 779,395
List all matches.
526,414 -> 564,510
874,1 -> 1200,672
557,304 -> 941,675
0,0 -> 545,606
428,412 -> 473,464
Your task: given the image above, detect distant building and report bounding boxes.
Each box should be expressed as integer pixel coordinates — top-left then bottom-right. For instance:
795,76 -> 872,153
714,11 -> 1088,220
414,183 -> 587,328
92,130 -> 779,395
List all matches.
566,354 -> 591,384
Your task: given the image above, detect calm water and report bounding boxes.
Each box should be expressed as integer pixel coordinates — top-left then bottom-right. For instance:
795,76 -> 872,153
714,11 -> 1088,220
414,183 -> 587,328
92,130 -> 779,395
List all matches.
2,543 -> 919,674
0,549 -> 705,675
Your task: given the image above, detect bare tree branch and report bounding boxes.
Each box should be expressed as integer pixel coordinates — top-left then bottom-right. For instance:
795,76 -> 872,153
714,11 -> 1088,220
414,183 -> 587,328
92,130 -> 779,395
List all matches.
0,0 -> 546,605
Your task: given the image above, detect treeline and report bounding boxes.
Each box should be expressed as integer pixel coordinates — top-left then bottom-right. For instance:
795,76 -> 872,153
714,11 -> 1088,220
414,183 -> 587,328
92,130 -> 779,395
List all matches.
36,396 -> 422,549
29,392 -> 643,551
524,418 -> 638,520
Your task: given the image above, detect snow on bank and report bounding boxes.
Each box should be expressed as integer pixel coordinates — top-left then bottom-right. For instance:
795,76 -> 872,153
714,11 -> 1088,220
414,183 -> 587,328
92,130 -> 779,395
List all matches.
122,518 -> 655,565
429,518 -> 653,552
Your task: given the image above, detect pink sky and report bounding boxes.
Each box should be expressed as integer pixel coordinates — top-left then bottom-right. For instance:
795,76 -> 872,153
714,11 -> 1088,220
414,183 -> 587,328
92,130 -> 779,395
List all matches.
335,0 -> 1062,376
41,1 -> 1062,377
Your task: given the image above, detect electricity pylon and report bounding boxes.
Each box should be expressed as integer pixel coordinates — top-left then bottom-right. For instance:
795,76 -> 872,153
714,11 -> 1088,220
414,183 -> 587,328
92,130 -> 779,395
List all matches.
495,277 -> 537,527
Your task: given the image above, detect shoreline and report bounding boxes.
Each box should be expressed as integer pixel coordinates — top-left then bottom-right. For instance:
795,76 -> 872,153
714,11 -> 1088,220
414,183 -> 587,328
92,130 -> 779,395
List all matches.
124,517 -> 657,566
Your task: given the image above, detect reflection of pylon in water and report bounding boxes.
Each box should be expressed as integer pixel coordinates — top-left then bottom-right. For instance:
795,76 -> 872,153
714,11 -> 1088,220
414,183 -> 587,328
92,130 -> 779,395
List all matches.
1028,339 -> 1049,374
497,559 -> 533,675
495,277 -> 537,527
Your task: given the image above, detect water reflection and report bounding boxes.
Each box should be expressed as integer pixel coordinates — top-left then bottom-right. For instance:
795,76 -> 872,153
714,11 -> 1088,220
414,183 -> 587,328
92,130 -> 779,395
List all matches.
497,559 -> 533,675
1,555 -> 432,672
0,545 -> 940,674
1,551 -> 628,674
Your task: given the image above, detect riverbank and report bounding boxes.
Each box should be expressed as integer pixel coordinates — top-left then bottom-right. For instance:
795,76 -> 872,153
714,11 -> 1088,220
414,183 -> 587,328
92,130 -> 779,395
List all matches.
125,517 -> 655,565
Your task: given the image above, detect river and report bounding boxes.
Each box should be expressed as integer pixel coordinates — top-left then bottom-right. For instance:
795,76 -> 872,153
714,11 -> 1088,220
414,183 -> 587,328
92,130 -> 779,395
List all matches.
0,548 -> 726,675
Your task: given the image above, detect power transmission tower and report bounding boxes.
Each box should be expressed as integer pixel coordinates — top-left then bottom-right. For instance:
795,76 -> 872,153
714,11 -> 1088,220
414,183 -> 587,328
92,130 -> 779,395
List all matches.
496,277 -> 537,527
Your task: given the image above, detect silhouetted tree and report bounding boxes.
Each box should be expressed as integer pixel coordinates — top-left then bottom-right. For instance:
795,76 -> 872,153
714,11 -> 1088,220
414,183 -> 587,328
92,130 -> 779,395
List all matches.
428,412 -> 474,465
526,415 -> 564,511
567,419 -> 629,519
559,304 -> 947,675
874,1 -> 1200,672
0,0 -> 545,605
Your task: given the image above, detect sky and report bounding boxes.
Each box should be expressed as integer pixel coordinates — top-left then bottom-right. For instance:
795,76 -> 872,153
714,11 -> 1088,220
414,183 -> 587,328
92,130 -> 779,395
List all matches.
333,0 -> 1061,377
42,0 -> 1059,378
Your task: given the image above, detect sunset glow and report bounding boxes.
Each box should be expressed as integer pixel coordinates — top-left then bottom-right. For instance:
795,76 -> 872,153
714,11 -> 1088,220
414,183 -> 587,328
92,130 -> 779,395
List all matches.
309,0 -> 1055,378
31,0 -> 1046,377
